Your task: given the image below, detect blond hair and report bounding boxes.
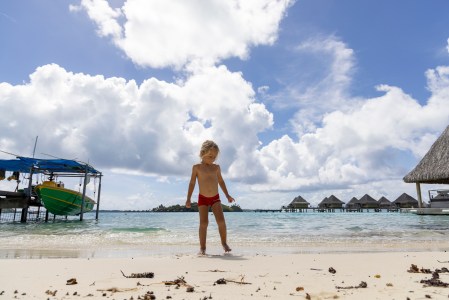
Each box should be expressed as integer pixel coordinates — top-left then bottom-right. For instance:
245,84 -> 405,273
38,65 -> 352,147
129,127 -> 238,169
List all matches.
200,140 -> 219,158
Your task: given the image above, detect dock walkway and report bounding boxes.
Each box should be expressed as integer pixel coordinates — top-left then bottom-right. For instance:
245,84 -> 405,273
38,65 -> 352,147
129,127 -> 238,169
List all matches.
253,207 -> 400,213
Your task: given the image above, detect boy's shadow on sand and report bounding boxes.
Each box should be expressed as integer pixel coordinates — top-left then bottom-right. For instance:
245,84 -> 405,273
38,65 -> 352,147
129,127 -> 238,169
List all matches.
199,253 -> 247,261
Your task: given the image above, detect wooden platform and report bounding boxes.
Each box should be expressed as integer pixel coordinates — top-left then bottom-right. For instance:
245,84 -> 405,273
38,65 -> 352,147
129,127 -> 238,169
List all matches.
0,190 -> 25,197
0,198 -> 28,209
0,191 -> 27,209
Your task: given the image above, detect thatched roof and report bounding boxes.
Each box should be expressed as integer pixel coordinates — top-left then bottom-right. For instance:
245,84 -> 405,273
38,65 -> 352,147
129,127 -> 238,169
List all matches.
319,197 -> 329,203
289,196 -> 310,205
393,193 -> 418,204
318,195 -> 345,208
347,197 -> 359,204
327,195 -> 345,204
321,195 -> 344,204
378,196 -> 391,204
404,125 -> 449,184
358,194 -> 377,204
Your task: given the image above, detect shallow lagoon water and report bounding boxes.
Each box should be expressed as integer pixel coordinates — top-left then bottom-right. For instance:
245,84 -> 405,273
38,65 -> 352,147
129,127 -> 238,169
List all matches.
1,211 -> 448,258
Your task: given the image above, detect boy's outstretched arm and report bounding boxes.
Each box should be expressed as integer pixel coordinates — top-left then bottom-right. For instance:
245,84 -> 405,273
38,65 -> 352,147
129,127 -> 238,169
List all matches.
186,165 -> 197,208
217,165 -> 235,203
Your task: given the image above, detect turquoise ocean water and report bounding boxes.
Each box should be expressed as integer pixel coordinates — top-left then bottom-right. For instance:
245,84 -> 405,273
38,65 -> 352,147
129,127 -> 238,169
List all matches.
1,211 -> 449,258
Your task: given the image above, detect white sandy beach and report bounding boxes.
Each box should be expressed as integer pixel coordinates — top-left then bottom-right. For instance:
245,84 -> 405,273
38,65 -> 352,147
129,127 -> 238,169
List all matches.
1,251 -> 449,299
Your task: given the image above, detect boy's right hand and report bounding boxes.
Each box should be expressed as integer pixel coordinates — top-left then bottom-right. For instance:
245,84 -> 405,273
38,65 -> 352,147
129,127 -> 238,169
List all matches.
185,199 -> 191,208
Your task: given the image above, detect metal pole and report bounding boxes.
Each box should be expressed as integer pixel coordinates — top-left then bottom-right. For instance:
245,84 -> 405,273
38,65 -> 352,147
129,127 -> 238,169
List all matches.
95,174 -> 102,220
79,165 -> 89,221
416,182 -> 423,208
32,136 -> 38,158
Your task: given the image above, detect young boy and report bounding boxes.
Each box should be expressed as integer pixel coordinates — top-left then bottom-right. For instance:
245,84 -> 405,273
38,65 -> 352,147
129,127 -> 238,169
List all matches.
186,140 -> 235,255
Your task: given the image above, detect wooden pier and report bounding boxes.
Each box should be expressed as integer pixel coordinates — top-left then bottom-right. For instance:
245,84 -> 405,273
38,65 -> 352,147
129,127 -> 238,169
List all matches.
254,209 -> 282,213
253,207 -> 401,213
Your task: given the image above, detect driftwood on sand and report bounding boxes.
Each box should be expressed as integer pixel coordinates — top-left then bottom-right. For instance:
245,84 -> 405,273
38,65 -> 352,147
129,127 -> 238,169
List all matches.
120,270 -> 154,278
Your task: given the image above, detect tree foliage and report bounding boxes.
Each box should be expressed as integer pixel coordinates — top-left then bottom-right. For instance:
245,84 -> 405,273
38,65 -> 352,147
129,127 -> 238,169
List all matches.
152,203 -> 242,212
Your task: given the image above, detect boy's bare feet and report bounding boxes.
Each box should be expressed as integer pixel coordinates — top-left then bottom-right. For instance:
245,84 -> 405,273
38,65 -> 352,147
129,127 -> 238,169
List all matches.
222,243 -> 232,253
198,248 -> 206,256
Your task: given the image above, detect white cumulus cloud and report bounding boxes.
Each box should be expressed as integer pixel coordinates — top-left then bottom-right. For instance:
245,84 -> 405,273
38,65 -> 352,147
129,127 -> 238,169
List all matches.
251,66 -> 449,193
71,0 -> 294,69
0,63 -> 272,181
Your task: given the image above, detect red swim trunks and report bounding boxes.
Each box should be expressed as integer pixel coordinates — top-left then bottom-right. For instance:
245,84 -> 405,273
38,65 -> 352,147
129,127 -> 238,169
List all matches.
198,194 -> 221,207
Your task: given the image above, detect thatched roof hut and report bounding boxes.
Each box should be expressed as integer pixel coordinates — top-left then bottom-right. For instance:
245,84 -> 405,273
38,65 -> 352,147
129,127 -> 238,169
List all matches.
358,194 -> 379,208
378,196 -> 393,208
318,195 -> 345,208
287,195 -> 310,209
403,125 -> 449,207
346,197 -> 361,209
318,197 -> 328,208
393,193 -> 419,208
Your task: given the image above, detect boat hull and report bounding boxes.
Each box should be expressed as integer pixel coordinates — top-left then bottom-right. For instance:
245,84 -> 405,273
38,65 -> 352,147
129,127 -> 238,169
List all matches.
430,192 -> 449,208
35,184 -> 95,216
430,199 -> 449,208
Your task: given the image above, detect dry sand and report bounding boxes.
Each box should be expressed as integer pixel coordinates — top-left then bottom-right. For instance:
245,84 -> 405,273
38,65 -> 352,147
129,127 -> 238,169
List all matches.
1,251 -> 449,299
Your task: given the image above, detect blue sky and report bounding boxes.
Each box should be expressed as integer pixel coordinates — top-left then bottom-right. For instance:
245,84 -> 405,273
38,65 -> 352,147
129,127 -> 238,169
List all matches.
1,0 -> 449,209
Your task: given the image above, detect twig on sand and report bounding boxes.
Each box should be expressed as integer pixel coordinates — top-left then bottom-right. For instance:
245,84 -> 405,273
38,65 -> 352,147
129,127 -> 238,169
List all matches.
163,276 -> 195,292
120,270 -> 154,278
335,281 -> 367,289
97,287 -> 138,293
164,276 -> 188,286
408,264 -> 432,274
421,272 -> 449,288
139,276 -> 191,287
215,276 -> 252,285
408,264 -> 449,274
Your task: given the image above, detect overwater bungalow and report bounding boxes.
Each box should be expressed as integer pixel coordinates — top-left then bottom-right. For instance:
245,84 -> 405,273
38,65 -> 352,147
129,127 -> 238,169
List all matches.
403,125 -> 449,208
393,193 -> 418,208
358,194 -> 379,209
346,197 -> 361,209
318,195 -> 345,209
286,195 -> 310,209
318,197 -> 328,208
378,196 -> 394,209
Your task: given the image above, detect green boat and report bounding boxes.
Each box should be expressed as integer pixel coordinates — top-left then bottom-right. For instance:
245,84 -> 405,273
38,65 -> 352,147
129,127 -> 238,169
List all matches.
35,181 -> 96,216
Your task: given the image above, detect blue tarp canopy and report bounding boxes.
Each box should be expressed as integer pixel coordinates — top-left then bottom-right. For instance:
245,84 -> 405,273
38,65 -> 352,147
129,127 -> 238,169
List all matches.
0,156 -> 100,175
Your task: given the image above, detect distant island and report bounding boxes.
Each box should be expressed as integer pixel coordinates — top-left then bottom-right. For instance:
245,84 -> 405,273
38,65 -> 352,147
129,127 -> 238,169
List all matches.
152,202 -> 243,212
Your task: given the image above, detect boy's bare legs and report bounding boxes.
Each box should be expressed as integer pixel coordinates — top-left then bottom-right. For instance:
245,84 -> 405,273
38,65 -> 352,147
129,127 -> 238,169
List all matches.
211,202 -> 231,252
198,205 -> 209,255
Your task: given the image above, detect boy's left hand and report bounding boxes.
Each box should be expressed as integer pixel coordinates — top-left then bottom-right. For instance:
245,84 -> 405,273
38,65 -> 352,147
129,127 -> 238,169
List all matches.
227,195 -> 235,203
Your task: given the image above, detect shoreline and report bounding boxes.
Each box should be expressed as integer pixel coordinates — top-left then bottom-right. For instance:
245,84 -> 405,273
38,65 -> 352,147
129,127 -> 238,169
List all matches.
1,251 -> 449,299
1,240 -> 449,259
